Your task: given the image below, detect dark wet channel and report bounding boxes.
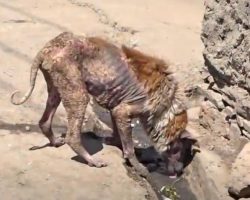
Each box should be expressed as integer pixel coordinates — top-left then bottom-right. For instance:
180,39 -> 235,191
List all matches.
95,108 -> 197,200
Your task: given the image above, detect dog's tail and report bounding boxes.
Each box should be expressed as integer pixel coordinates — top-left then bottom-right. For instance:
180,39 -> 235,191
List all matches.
10,52 -> 43,105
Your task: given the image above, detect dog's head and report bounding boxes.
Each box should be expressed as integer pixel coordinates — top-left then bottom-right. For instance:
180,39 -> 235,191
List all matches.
161,131 -> 199,178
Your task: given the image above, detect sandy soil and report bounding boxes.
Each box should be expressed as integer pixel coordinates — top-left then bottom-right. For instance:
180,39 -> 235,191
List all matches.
0,0 -> 204,199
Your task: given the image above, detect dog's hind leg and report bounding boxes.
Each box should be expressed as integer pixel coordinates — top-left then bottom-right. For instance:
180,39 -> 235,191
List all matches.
40,69 -> 64,147
30,70 -> 64,151
54,66 -> 107,168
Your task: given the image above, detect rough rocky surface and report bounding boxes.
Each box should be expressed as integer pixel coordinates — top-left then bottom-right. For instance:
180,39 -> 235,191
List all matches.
195,1 -> 250,198
201,0 -> 250,136
228,142 -> 250,199
185,143 -> 231,200
183,103 -> 248,200
202,0 -> 250,90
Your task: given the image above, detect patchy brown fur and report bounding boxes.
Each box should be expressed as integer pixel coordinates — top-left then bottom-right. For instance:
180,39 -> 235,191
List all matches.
117,46 -> 194,176
11,32 -> 194,177
121,46 -> 187,145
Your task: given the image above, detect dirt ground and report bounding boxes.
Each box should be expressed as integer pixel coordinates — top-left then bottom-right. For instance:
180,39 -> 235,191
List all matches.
0,0 -> 204,199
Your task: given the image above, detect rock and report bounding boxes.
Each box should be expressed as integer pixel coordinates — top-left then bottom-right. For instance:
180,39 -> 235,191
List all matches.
205,90 -> 225,110
222,94 -> 235,108
211,83 -> 222,94
222,106 -> 235,117
25,125 -> 31,132
186,149 -> 230,200
228,122 -> 242,140
228,142 -> 250,199
208,145 -> 215,151
242,130 -> 250,140
236,98 -> 250,120
237,115 -> 244,128
243,119 -> 250,133
222,86 -> 249,102
129,38 -> 138,48
201,0 -> 250,138
207,76 -> 214,83
201,69 -> 212,83
199,101 -> 228,135
187,107 -> 201,121
202,0 -> 250,88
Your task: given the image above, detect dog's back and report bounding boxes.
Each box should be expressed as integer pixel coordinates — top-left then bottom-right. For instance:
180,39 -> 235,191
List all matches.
83,37 -> 147,109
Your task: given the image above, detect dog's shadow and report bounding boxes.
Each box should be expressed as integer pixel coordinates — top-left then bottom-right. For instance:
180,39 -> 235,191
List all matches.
29,131 -> 199,169
72,134 -> 200,169
28,131 -> 104,165
71,132 -> 104,164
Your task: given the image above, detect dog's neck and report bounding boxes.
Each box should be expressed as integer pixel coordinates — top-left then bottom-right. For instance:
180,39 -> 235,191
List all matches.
140,86 -> 187,153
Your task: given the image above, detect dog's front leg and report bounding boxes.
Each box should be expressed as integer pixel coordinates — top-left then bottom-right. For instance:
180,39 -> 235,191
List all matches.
112,103 -> 149,178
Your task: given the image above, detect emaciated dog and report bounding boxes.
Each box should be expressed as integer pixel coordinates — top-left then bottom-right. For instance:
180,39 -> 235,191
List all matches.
11,32 -> 197,177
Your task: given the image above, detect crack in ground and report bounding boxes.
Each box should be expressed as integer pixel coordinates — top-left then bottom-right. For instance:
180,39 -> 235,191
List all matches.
67,0 -> 138,34
124,163 -> 162,200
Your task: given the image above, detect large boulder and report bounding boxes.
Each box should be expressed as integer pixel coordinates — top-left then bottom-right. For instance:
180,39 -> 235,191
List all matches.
202,0 -> 250,90
228,142 -> 250,199
201,0 -> 250,140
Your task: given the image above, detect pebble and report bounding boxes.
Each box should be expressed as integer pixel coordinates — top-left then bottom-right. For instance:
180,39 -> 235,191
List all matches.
208,145 -> 215,151
25,125 -> 31,132
27,161 -> 32,166
133,139 -> 139,144
129,38 -> 138,48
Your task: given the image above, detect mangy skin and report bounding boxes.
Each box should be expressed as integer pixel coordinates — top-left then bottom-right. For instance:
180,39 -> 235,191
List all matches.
11,32 -> 197,177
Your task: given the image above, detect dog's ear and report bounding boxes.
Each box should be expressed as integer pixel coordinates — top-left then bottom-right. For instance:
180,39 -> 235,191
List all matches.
180,130 -> 200,148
